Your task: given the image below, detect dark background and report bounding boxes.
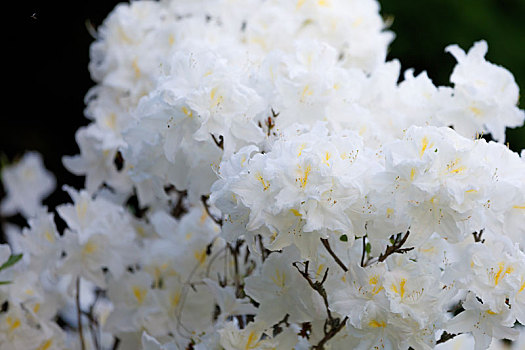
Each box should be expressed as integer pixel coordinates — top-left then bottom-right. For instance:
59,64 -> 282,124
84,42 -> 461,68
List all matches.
381,0 -> 525,150
2,1 -> 525,228
3,1 -> 123,208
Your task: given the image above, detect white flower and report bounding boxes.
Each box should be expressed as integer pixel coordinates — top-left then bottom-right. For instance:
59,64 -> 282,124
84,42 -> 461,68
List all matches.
451,238 -> 525,324
446,292 -> 518,350
203,278 -> 256,323
63,126 -> 131,194
105,270 -> 156,334
57,186 -> 135,245
13,208 -> 62,273
331,262 -> 389,327
218,320 -> 278,350
382,256 -> 446,328
244,245 -> 325,325
0,299 -> 66,350
435,333 -> 475,350
369,125 -> 490,246
56,187 -> 137,286
1,152 -> 55,218
0,244 -> 10,266
141,332 -> 178,350
349,302 -> 410,350
440,40 -> 524,142
212,122 -> 376,257
2,0 -> 524,349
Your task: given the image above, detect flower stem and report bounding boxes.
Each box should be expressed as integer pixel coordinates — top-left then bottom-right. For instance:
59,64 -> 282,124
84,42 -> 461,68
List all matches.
76,277 -> 86,350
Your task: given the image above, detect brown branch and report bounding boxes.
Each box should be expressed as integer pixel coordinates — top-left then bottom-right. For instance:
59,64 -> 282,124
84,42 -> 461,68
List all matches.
211,134 -> 224,150
292,262 -> 348,350
257,234 -> 270,262
320,238 -> 348,272
227,240 -> 247,328
272,313 -> 290,337
472,229 -> 485,243
201,195 -> 223,226
360,236 -> 367,267
221,244 -> 229,287
171,189 -> 188,218
83,311 -> 100,350
377,231 -> 413,263
314,316 -> 348,350
229,240 -> 244,299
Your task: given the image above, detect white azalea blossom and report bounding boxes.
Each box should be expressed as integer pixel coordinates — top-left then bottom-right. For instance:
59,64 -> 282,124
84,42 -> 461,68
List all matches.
1,0 -> 525,349
441,40 -> 524,142
0,152 -> 55,218
446,293 -> 519,350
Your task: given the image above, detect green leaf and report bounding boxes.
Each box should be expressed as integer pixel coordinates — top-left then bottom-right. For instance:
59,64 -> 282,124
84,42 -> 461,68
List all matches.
127,204 -> 136,216
365,242 -> 371,254
0,153 -> 9,181
339,234 -> 348,242
0,281 -> 12,285
0,153 -> 8,168
0,254 -> 23,272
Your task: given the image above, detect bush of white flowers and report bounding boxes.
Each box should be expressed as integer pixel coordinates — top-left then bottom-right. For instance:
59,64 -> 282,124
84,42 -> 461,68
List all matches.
1,0 -> 525,349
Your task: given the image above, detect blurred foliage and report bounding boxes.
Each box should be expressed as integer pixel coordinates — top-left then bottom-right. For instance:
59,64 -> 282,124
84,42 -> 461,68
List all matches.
379,0 -> 525,151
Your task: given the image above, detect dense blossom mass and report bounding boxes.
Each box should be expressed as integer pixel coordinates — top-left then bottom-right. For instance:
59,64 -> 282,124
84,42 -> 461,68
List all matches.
1,0 -> 525,349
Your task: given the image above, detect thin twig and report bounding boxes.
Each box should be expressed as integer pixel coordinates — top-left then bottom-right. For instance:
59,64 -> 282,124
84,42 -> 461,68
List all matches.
272,313 -> 290,337
76,277 -> 86,350
88,290 -> 102,350
472,229 -> 485,243
201,195 -> 223,226
360,236 -> 367,267
377,231 -> 413,263
320,238 -> 348,272
211,134 -> 224,150
257,234 -> 270,262
314,316 -> 348,350
271,108 -> 280,119
82,310 -> 100,350
171,189 -> 188,218
292,262 -> 348,350
205,246 -> 227,278
176,262 -> 204,338
175,236 -> 219,339
229,241 -> 243,299
111,337 -> 120,350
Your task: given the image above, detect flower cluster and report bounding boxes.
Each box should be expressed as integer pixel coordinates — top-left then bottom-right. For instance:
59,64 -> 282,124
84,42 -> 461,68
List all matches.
1,0 -> 524,349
